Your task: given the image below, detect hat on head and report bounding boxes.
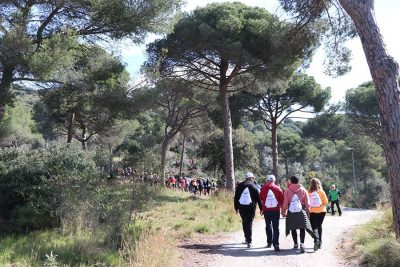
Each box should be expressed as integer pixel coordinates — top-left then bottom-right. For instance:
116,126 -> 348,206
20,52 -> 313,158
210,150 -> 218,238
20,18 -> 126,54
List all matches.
245,172 -> 254,179
267,174 -> 275,181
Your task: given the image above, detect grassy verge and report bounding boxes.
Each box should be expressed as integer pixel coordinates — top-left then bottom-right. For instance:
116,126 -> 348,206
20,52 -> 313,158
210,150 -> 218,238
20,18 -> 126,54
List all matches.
141,189 -> 241,238
0,187 -> 240,266
351,208 -> 400,267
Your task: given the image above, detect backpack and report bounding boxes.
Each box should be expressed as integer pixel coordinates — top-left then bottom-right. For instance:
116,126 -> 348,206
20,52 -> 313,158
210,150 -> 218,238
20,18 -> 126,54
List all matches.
310,191 -> 322,208
265,189 -> 278,208
288,193 -> 302,213
239,187 -> 252,205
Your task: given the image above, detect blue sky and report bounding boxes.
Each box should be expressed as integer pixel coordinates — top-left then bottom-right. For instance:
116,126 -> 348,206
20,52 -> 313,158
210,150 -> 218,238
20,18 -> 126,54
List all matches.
120,0 -> 400,103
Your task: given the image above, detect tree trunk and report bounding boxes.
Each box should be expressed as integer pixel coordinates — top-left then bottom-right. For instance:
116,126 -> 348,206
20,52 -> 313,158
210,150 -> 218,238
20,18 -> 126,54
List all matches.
160,135 -> 170,179
271,120 -> 279,180
66,112 -> 75,144
285,157 -> 289,180
0,65 -> 15,121
81,125 -> 87,150
339,0 -> 400,237
220,86 -> 235,190
178,133 -> 186,177
109,143 -> 113,179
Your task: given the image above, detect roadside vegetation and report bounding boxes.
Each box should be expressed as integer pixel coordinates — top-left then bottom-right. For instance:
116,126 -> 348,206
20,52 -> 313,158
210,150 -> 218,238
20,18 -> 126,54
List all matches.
350,209 -> 400,267
0,187 -> 239,266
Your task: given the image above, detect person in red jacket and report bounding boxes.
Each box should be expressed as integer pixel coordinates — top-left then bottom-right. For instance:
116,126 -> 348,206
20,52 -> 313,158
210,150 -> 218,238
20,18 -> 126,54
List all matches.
259,174 -> 284,251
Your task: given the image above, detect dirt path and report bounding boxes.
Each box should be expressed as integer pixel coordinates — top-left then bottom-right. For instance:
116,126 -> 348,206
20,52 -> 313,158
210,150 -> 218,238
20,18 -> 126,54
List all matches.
178,207 -> 378,267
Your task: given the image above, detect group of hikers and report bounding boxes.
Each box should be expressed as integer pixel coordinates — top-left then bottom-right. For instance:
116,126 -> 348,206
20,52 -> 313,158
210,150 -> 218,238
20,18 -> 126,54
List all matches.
234,172 -> 342,252
166,176 -> 218,195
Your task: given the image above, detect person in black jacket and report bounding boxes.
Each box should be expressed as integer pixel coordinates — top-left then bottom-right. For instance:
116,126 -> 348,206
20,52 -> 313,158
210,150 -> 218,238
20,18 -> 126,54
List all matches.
234,172 -> 263,248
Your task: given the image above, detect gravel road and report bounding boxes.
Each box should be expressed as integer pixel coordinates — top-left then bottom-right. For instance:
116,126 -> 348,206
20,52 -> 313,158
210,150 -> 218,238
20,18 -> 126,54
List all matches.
178,207 -> 378,267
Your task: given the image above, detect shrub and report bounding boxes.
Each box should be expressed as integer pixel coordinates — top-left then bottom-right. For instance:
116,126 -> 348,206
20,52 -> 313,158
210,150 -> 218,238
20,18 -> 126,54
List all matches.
0,144 -> 100,233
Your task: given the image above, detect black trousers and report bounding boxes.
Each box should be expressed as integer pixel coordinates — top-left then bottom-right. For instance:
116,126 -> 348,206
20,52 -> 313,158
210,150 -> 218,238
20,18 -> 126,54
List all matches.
331,200 -> 342,215
291,229 -> 305,244
310,212 -> 326,243
239,205 -> 256,244
263,210 -> 280,246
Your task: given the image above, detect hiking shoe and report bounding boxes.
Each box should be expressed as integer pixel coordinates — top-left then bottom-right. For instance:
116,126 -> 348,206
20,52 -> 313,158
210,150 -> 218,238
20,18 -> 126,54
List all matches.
314,241 -> 320,251
274,245 -> 280,252
293,244 -> 298,249
300,243 -> 305,253
266,243 -> 272,248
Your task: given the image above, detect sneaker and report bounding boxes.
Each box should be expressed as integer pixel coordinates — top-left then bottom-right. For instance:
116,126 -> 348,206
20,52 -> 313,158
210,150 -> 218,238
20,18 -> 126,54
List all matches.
266,243 -> 272,248
314,241 -> 320,251
300,243 -> 305,253
274,245 -> 280,252
293,244 -> 298,249
247,242 -> 252,248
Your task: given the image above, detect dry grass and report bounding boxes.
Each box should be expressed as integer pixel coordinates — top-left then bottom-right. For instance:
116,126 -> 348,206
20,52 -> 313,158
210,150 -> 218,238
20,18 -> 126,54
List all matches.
120,230 -> 177,267
351,208 -> 400,267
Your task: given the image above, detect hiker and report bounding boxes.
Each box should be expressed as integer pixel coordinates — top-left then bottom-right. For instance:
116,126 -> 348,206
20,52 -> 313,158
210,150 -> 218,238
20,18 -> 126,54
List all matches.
234,172 -> 263,248
204,178 -> 211,195
198,178 -> 204,195
281,175 -> 315,253
211,179 -> 217,194
328,184 -> 342,216
259,174 -> 284,251
308,178 -> 328,251
191,178 -> 198,195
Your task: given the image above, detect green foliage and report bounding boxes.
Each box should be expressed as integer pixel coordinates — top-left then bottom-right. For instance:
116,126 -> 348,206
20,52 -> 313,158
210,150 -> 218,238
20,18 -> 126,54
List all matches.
146,2 -> 318,85
197,128 -> 259,177
0,144 -> 100,233
302,105 -> 347,145
345,81 -> 382,147
36,45 -> 131,146
0,95 -> 43,147
0,0 -> 182,107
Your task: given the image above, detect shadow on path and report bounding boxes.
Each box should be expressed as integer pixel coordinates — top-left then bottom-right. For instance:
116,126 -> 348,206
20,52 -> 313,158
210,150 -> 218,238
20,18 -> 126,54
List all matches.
178,242 -> 316,258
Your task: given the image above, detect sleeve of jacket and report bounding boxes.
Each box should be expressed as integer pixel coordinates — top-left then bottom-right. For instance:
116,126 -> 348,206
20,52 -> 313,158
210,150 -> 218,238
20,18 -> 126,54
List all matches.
282,190 -> 289,213
250,184 -> 262,211
259,186 -> 266,209
276,187 -> 284,207
320,190 -> 328,206
234,184 -> 241,211
303,189 -> 311,211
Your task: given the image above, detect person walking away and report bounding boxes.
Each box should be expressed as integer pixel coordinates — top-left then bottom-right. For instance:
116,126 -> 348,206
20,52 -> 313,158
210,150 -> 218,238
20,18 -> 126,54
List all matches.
198,178 -> 204,195
204,178 -> 211,195
281,175 -> 315,253
308,178 -> 328,251
328,184 -> 342,216
211,179 -> 217,194
192,178 -> 198,195
234,172 -> 263,248
259,174 -> 284,251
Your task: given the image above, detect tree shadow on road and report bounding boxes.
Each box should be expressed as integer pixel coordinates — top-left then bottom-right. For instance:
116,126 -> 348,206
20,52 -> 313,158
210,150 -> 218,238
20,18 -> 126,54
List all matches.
179,242 -> 303,258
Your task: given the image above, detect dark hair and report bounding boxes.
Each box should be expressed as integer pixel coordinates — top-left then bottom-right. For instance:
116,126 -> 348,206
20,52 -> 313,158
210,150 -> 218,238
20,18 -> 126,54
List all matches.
290,175 -> 299,184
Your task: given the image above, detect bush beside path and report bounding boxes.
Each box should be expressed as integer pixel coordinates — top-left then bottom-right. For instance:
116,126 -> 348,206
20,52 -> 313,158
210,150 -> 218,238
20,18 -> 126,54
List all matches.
178,207 -> 378,267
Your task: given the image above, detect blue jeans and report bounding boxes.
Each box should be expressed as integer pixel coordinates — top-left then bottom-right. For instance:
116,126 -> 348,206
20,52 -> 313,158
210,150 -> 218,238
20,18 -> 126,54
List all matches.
263,210 -> 280,246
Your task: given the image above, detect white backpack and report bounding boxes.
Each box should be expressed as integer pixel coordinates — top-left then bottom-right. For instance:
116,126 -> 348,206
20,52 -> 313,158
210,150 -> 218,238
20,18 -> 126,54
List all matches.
310,191 -> 322,208
288,193 -> 302,213
265,189 -> 278,208
239,187 -> 252,205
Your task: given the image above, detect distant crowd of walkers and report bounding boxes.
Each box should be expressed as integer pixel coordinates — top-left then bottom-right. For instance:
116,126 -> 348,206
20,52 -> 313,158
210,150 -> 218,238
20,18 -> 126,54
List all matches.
165,176 -> 218,195
234,172 -> 342,252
